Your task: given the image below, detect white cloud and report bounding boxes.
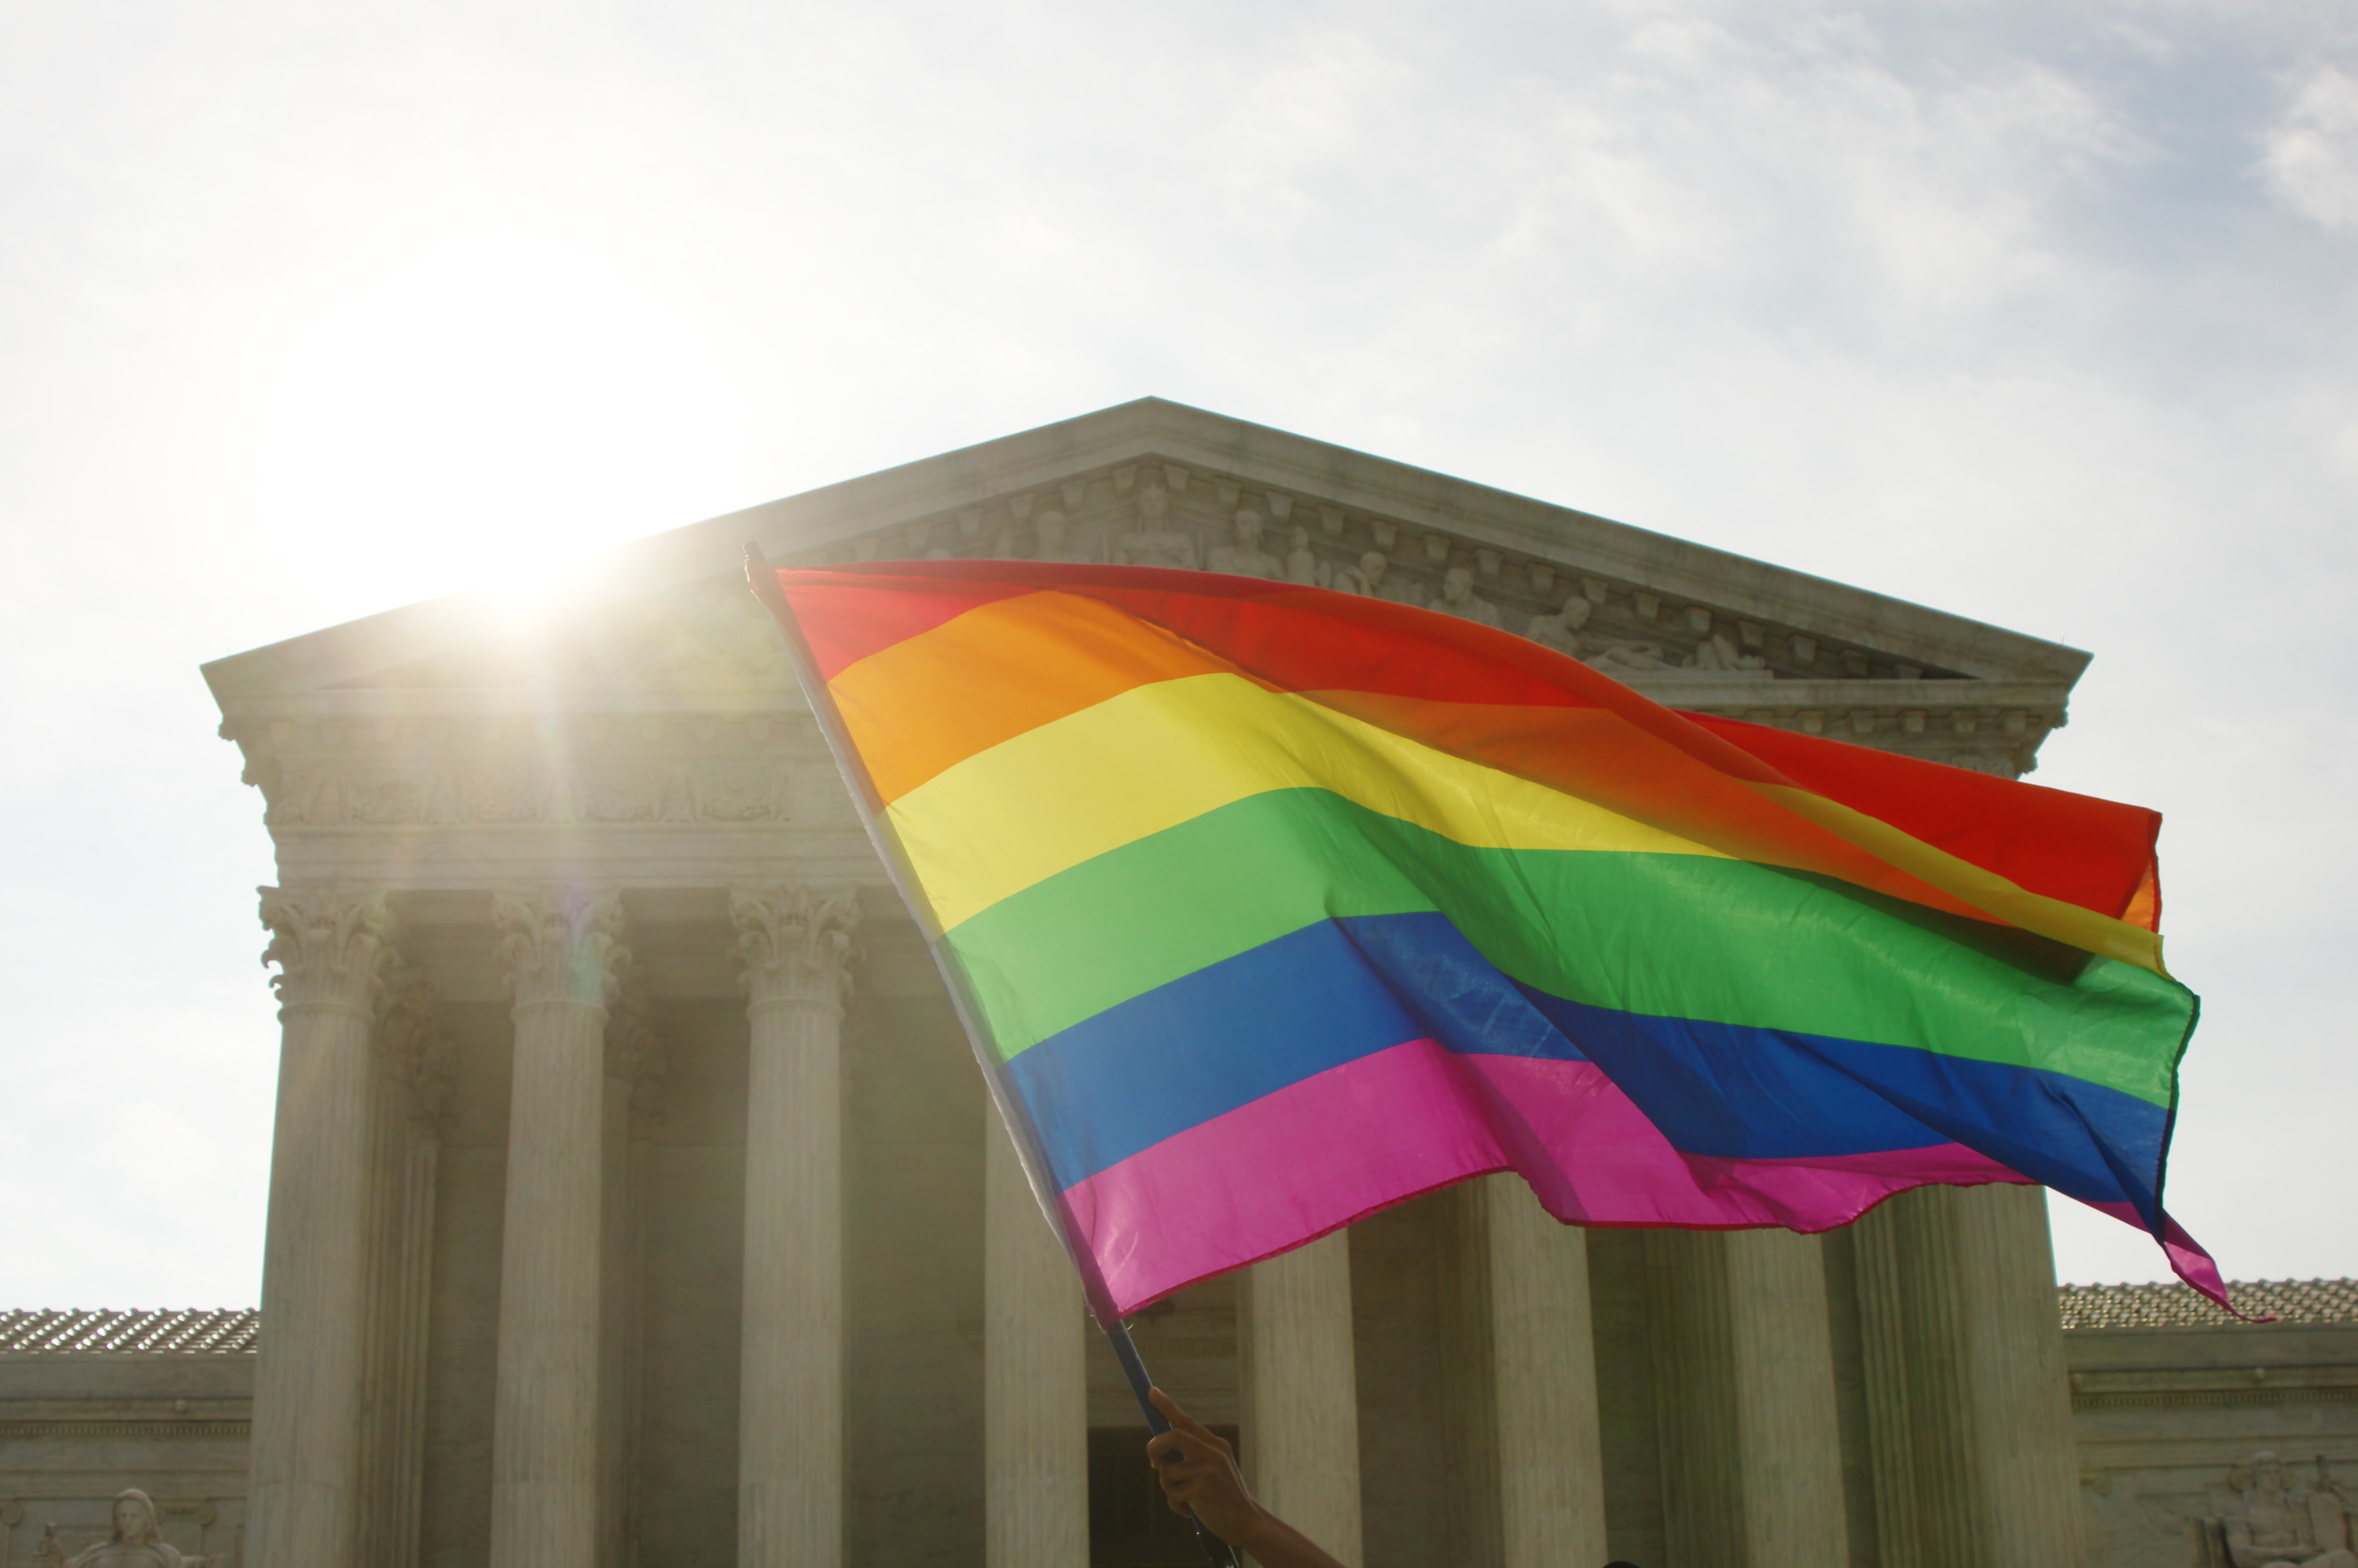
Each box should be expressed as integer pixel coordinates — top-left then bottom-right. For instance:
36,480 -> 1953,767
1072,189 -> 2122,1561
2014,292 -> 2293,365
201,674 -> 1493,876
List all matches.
2261,66 -> 2358,232
2,0 -> 2355,1301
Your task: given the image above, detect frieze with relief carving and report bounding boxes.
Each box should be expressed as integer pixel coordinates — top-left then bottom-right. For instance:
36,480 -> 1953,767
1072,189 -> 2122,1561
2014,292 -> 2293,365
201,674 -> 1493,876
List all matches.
233,715 -> 819,831
791,461 -> 2065,774
808,457 -> 1982,686
2190,1454 -> 2357,1568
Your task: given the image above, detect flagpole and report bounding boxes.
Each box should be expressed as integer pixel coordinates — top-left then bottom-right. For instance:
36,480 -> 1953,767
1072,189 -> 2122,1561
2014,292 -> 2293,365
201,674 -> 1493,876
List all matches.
1106,1320 -> 1243,1568
743,548 -> 1239,1566
740,546 -> 1111,1312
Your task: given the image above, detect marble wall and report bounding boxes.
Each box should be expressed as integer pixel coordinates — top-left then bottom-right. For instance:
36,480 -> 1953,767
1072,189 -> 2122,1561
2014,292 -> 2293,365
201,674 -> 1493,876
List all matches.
2070,1321 -> 2358,1568
0,1351 -> 251,1566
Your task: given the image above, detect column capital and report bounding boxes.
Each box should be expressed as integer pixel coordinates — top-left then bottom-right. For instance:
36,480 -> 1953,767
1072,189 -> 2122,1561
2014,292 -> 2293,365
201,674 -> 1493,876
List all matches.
731,886 -> 860,1013
605,980 -> 668,1109
494,889 -> 628,1012
378,960 -> 456,1126
260,885 -> 398,1016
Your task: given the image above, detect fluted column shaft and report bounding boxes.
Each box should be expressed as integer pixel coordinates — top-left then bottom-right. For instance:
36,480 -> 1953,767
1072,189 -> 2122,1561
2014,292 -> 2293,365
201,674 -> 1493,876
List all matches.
597,990 -> 660,1568
490,890 -> 626,1568
1953,1186 -> 2082,1563
361,964 -> 450,1568
1482,1177 -> 1607,1568
1242,1232 -> 1363,1564
984,1107 -> 1087,1568
247,888 -> 395,1568
733,887 -> 860,1568
1648,1228 -> 1849,1568
1724,1229 -> 1849,1566
1853,1203 -> 1923,1568
1855,1185 -> 2083,1568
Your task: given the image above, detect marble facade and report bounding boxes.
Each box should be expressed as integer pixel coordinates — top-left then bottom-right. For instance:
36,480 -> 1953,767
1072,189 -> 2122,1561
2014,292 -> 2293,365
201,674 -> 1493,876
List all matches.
21,398 -> 2152,1565
2062,1282 -> 2358,1568
13,1289 -> 2356,1565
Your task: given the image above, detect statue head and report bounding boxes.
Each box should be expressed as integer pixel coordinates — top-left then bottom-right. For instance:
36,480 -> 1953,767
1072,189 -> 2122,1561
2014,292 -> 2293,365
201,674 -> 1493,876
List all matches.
1443,566 -> 1474,602
1360,551 -> 1387,585
2253,1452 -> 2288,1495
1140,483 -> 1169,523
1290,526 -> 1311,553
108,1490 -> 160,1545
1234,509 -> 1263,546
1552,596 -> 1595,632
1036,509 -> 1067,553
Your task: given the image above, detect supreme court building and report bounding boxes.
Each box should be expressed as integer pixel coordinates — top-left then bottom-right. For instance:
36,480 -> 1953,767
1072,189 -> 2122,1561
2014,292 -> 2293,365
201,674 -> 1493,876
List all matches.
196,399 -> 2107,1568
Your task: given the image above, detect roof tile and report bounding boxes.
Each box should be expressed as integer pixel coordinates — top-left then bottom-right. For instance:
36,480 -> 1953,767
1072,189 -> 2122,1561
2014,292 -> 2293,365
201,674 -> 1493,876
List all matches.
2057,1279 -> 2358,1331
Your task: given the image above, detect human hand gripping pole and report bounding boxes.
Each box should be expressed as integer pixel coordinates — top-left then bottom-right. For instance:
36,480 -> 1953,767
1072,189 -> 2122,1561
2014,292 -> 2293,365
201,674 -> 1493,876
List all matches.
1107,1321 -> 1243,1567
1137,1377 -> 1352,1568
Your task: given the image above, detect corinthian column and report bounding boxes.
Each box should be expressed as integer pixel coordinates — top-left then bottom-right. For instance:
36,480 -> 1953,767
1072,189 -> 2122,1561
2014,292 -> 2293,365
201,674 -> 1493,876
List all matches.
248,887 -> 396,1568
1241,1232 -> 1363,1563
1853,1184 -> 2083,1568
1480,1177 -> 1607,1568
357,963 -> 453,1568
984,1106 -> 1087,1568
1647,1228 -> 1849,1567
731,886 -> 860,1568
598,984 -> 662,1568
1951,1186 -> 2082,1565
489,890 -> 627,1568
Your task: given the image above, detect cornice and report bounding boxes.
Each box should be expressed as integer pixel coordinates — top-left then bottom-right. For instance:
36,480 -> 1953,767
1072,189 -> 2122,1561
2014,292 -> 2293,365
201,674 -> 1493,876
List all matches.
200,398 -> 2091,703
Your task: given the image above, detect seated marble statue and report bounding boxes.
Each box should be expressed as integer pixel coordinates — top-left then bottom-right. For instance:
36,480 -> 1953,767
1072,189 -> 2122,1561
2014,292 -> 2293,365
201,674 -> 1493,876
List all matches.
1113,483 -> 1199,570
2223,1453 -> 2355,1568
64,1491 -> 204,1568
1284,526 -> 1324,586
1524,595 -> 1593,656
1431,566 -> 1500,626
1207,509 -> 1285,579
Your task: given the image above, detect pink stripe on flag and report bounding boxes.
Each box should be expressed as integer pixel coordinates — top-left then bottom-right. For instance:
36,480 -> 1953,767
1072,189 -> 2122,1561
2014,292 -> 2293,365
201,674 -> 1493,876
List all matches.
1060,1039 -> 1504,1313
1059,1041 -> 2040,1315
2080,1199 -> 2240,1313
1464,1054 -> 2030,1229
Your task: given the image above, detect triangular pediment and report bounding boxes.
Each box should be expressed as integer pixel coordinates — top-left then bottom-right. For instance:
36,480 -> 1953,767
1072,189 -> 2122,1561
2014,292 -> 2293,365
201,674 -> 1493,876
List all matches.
204,398 -> 2091,780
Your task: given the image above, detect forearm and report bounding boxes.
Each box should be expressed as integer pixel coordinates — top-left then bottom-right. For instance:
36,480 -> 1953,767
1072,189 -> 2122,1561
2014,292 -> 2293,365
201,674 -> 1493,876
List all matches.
1232,1512 -> 1350,1568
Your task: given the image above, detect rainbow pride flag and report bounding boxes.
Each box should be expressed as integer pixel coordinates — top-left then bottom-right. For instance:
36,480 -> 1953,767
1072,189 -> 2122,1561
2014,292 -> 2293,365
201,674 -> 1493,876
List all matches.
757,559 -> 2219,1320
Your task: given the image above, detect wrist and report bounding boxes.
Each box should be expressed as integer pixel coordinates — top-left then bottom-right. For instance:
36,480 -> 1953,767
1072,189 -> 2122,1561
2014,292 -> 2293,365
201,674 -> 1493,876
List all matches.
1226,1506 -> 1286,1554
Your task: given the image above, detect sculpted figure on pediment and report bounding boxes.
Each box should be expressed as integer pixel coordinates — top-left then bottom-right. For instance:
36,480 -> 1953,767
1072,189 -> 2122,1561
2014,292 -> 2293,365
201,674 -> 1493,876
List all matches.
1114,481 -> 1199,570
1432,565 -> 1500,627
1683,631 -> 1771,676
1207,509 -> 1284,579
1027,509 -> 1099,564
1524,594 -> 1593,657
1335,550 -> 1422,606
2194,1454 -> 2356,1568
1586,639 -> 1673,674
1284,526 -> 1325,587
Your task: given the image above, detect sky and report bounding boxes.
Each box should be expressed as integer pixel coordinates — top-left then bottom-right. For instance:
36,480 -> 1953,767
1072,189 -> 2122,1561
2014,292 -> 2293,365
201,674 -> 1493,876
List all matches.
4,0 -> 2354,1309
